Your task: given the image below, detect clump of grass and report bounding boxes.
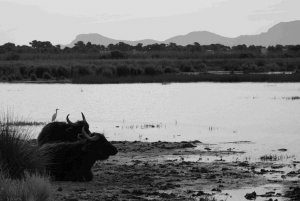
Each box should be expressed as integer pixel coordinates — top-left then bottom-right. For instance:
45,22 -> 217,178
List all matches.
260,154 -> 295,161
6,120 -> 46,126
282,96 -> 300,100
0,112 -> 51,200
0,171 -> 51,201
0,113 -> 48,179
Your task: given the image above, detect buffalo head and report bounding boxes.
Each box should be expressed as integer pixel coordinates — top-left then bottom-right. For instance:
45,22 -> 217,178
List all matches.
80,127 -> 118,160
66,112 -> 91,135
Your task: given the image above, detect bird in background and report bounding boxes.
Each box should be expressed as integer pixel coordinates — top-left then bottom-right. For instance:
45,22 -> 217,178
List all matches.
51,108 -> 59,122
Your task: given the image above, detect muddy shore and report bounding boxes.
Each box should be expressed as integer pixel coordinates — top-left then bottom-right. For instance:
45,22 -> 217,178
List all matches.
51,141 -> 300,201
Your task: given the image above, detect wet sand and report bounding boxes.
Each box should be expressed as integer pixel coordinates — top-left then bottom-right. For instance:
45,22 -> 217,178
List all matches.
51,141 -> 300,201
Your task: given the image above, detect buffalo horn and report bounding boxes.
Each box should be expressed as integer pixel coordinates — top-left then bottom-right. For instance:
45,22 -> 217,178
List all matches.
66,114 -> 76,126
81,112 -> 87,122
81,127 -> 100,141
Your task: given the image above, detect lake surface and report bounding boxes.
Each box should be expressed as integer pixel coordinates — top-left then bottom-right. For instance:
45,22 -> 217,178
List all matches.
0,82 -> 300,161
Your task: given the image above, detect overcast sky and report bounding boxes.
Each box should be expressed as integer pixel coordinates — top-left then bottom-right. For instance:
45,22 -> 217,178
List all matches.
0,0 -> 299,45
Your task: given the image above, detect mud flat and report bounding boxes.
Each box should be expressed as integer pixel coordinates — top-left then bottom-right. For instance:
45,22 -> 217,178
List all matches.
51,141 -> 300,201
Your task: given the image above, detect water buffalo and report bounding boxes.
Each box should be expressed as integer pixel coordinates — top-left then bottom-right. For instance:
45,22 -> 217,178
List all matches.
40,127 -> 118,181
37,112 -> 91,146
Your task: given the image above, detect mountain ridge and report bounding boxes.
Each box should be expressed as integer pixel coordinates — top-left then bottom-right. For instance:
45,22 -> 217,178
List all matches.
67,20 -> 300,47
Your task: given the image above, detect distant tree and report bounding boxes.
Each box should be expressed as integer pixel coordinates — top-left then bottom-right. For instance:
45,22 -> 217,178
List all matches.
167,43 -> 178,51
111,50 -> 125,59
116,42 -> 132,51
232,44 -> 247,51
135,43 -> 143,51
2,43 -> 16,51
30,40 -> 53,49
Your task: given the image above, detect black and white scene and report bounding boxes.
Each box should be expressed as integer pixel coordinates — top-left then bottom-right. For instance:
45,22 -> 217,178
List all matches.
0,0 -> 300,200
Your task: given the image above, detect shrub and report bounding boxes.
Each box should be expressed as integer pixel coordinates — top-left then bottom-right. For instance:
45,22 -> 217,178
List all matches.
35,67 -> 49,78
255,60 -> 265,67
30,73 -> 37,81
14,73 -> 23,80
179,65 -> 194,72
56,66 -> 70,78
0,76 -> 8,81
195,63 -> 207,72
19,66 -> 28,78
164,67 -> 177,73
116,65 -> 130,76
77,66 -> 91,76
287,63 -> 296,71
102,67 -> 115,77
130,67 -> 143,75
42,72 -> 52,80
95,66 -> 103,75
110,50 -> 125,59
241,63 -> 259,73
265,63 -> 280,72
7,75 -> 14,82
144,65 -> 162,75
5,53 -> 20,61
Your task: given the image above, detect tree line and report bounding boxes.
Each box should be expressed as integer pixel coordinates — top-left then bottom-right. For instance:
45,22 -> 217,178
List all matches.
1,40 -> 300,60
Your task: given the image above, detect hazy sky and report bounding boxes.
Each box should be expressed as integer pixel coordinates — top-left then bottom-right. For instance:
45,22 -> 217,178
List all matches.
0,0 -> 299,45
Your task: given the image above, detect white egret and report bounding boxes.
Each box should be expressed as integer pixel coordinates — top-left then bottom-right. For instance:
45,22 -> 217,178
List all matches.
51,109 -> 59,122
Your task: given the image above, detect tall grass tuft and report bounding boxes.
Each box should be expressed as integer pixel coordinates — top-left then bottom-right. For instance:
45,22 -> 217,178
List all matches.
0,113 -> 48,179
0,112 -> 52,200
0,171 -> 51,201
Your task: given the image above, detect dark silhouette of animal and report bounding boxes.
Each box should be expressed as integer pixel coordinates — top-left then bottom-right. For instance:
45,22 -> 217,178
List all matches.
40,127 -> 118,181
37,112 -> 91,146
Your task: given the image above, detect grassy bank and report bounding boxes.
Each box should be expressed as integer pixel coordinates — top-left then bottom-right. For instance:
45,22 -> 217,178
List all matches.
72,73 -> 300,84
0,57 -> 300,83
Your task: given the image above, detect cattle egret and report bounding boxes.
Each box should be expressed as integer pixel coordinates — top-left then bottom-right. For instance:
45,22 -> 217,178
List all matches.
51,109 -> 59,122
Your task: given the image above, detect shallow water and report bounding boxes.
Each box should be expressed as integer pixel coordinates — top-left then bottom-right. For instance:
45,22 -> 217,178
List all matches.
218,183 -> 288,201
0,82 -> 299,161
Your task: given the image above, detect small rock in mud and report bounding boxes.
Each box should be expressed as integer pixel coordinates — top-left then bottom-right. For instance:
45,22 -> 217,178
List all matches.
57,187 -> 63,191
195,191 -> 205,196
180,142 -> 196,148
238,161 -> 249,167
260,168 -> 268,174
221,167 -> 229,171
245,191 -> 256,200
271,164 -> 285,169
211,188 -> 221,192
278,148 -> 287,152
287,171 -> 299,177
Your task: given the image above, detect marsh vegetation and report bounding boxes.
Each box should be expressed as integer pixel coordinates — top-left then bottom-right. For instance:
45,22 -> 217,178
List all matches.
1,41 -> 300,83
